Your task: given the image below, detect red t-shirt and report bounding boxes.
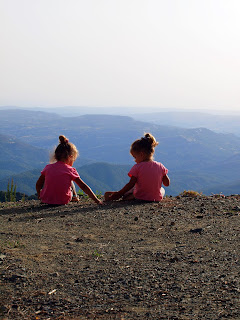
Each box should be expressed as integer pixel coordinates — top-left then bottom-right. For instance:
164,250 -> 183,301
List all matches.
128,161 -> 168,201
40,161 -> 80,205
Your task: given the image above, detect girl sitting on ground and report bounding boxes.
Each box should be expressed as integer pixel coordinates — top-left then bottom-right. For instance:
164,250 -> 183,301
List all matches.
104,133 -> 170,202
36,135 -> 102,205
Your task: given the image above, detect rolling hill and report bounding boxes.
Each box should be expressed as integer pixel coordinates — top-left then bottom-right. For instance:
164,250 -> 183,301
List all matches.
0,109 -> 240,169
0,109 -> 239,196
0,161 -> 238,197
132,111 -> 240,136
0,163 -> 131,196
0,133 -> 49,179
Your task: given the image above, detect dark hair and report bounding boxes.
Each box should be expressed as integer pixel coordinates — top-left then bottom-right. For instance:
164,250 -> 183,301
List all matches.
130,133 -> 158,157
54,135 -> 78,161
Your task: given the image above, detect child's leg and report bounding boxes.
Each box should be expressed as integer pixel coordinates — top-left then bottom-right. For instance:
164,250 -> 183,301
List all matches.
122,192 -> 135,200
71,181 -> 79,202
122,187 -> 135,200
104,188 -> 135,201
161,187 -> 165,198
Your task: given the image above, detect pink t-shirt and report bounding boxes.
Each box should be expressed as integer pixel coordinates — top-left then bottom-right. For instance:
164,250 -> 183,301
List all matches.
40,161 -> 80,205
128,161 -> 168,201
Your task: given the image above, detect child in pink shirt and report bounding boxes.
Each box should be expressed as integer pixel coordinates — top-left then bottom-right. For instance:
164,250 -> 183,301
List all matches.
36,135 -> 102,205
105,133 -> 170,202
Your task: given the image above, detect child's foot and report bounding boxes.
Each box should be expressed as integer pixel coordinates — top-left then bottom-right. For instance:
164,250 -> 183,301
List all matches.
104,191 -> 114,201
71,195 -> 79,202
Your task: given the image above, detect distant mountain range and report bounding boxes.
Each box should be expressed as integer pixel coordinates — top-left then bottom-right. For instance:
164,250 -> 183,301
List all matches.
132,111 -> 240,136
2,106 -> 239,135
0,133 -> 49,179
0,109 -> 239,196
1,109 -> 240,167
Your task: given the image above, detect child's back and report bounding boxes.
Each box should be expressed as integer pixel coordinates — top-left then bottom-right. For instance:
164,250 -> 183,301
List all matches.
104,133 -> 170,202
128,160 -> 167,201
40,161 -> 79,205
36,135 -> 102,205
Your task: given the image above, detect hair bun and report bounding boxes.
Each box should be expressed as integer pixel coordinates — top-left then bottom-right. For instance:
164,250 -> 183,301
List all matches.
144,133 -> 158,147
59,135 -> 69,144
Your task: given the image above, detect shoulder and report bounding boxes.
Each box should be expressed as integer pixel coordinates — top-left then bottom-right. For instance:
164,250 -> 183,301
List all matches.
128,163 -> 139,175
41,163 -> 52,173
153,161 -> 168,173
67,165 -> 80,177
153,160 -> 165,167
70,166 -> 78,173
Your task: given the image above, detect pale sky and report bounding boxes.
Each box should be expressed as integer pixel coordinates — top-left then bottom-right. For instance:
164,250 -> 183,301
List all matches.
1,0 -> 240,111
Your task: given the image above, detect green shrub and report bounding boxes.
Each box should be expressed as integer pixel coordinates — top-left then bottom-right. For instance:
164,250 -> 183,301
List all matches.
179,190 -> 203,197
5,179 -> 17,202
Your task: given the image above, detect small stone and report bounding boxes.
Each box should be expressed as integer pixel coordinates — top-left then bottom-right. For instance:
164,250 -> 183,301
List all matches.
169,257 -> 179,263
232,206 -> 240,211
50,272 -> 59,277
190,228 -> 203,234
8,274 -> 26,282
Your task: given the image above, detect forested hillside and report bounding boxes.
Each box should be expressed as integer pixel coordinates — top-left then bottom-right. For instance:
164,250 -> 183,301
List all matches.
0,133 -> 49,179
0,109 -> 239,196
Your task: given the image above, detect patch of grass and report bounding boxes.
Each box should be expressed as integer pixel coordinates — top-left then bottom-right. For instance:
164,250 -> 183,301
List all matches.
0,240 -> 25,249
4,179 -> 17,202
77,190 -> 103,200
77,190 -> 89,199
211,192 -> 225,198
179,190 -> 203,197
92,249 -> 102,258
95,190 -> 103,199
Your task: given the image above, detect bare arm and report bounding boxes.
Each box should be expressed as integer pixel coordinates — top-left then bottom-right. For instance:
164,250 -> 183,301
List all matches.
74,177 -> 102,204
162,174 -> 170,187
108,176 -> 137,201
36,174 -> 45,199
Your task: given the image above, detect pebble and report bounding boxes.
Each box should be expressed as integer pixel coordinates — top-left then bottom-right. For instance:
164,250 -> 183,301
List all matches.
190,228 -> 203,234
232,206 -> 240,211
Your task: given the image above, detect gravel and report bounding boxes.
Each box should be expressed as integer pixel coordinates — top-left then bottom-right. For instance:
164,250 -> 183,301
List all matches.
0,195 -> 240,319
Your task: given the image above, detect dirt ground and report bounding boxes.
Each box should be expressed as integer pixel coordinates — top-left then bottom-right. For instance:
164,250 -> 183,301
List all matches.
0,195 -> 240,320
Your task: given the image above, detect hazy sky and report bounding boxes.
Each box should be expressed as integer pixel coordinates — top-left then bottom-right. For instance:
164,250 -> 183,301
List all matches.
1,0 -> 240,111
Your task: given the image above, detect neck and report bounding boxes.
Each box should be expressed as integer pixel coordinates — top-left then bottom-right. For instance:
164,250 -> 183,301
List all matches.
141,157 -> 152,162
59,158 -> 73,166
59,158 -> 68,163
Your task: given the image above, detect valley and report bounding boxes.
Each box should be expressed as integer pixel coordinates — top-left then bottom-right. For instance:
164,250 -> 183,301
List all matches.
0,108 -> 239,197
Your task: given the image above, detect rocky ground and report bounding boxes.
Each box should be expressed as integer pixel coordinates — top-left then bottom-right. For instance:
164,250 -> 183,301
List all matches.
0,194 -> 240,320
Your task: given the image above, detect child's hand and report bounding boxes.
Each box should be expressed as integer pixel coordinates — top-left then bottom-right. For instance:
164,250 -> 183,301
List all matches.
108,192 -> 121,201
